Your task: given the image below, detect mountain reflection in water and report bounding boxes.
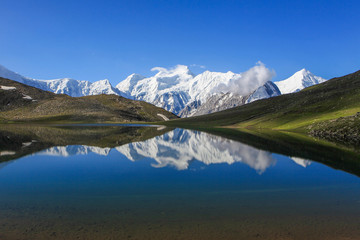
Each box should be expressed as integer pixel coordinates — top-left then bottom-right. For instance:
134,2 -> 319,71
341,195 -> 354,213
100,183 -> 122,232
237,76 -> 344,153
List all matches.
0,124 -> 359,176
38,129 -> 279,173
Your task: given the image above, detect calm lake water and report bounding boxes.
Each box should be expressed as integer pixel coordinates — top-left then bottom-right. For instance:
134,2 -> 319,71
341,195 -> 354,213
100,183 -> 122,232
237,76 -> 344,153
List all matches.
0,125 -> 359,240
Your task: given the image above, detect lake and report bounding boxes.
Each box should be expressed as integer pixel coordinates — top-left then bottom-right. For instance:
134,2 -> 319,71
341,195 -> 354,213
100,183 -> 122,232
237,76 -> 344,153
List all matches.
0,125 -> 359,240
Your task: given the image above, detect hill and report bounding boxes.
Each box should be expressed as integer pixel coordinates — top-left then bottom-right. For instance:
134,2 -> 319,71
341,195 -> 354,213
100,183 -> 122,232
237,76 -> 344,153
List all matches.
0,77 -> 177,123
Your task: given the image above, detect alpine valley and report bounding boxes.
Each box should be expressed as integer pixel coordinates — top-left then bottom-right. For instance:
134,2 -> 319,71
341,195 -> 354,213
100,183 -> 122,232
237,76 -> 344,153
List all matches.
0,64 -> 326,117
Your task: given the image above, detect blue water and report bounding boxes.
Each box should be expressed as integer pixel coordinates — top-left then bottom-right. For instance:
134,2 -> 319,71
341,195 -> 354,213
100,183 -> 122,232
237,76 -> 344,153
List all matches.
0,127 -> 359,239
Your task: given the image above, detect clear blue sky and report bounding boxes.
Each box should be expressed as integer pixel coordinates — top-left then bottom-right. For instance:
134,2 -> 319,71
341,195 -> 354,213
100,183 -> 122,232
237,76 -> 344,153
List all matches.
1,0 -> 359,84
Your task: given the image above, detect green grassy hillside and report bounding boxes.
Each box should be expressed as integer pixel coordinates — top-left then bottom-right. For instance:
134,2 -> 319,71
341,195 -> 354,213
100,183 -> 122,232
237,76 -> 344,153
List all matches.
164,70 -> 360,133
0,77 -> 177,123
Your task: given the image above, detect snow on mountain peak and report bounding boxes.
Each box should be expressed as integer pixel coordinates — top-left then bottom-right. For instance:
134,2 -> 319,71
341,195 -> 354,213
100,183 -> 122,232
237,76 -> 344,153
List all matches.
97,79 -> 111,84
294,68 -> 311,77
274,69 -> 327,94
87,79 -> 125,96
129,73 -> 145,80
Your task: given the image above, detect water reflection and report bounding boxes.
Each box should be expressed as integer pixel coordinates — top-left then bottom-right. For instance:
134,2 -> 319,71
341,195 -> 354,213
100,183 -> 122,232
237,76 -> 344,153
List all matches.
291,157 -> 312,168
117,129 -> 277,172
0,124 -> 359,176
41,145 -> 112,156
35,129 -> 276,173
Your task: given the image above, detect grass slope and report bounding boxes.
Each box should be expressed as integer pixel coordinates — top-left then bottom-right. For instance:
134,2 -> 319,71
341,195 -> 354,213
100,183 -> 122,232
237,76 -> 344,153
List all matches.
0,77 -> 177,123
164,70 -> 360,132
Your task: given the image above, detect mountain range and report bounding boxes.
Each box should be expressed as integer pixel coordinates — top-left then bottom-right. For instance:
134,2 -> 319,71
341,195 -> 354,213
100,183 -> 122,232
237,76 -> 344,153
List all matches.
0,64 -> 326,117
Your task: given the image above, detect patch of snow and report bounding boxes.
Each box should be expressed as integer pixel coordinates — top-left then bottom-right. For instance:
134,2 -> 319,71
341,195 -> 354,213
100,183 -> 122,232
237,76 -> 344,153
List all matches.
157,113 -> 169,121
22,142 -> 33,147
0,151 -> 16,156
22,94 -> 33,100
0,85 -> 16,90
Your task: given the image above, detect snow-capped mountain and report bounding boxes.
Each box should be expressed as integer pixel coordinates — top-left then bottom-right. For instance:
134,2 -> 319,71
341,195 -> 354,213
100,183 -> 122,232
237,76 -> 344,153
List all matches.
115,73 -> 145,98
246,81 -> 281,104
274,68 -> 326,94
116,65 -> 195,114
179,81 -> 281,117
179,69 -> 324,117
0,64 -> 125,97
116,64 -> 275,116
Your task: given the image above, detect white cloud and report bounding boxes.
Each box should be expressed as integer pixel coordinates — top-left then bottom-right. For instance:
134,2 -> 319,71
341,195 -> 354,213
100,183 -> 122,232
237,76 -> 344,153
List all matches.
214,62 -> 275,95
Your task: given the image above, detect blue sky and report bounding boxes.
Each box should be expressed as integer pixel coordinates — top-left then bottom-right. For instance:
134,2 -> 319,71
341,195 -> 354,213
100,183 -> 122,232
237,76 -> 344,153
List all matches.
0,0 -> 359,84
